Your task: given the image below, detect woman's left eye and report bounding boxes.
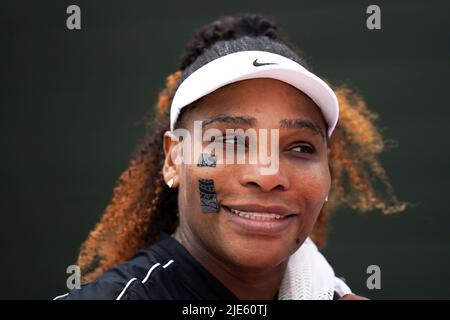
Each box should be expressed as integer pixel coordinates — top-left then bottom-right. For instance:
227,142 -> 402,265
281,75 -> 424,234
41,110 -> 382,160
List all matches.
289,144 -> 315,154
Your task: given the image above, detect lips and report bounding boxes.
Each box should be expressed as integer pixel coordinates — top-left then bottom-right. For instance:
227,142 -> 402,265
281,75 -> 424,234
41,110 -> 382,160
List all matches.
222,204 -> 298,235
223,203 -> 297,220
228,207 -> 285,220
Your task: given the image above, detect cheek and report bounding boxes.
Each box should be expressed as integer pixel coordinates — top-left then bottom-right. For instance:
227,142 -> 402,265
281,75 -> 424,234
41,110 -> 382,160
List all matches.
178,165 -> 200,215
179,163 -> 226,216
198,178 -> 220,213
292,165 -> 330,217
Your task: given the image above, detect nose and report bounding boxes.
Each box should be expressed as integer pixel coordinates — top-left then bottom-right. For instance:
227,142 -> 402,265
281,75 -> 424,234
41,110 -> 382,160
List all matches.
238,163 -> 290,192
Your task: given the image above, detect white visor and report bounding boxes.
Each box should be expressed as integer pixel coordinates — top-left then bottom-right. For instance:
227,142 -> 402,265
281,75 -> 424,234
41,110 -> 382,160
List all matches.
170,50 -> 339,137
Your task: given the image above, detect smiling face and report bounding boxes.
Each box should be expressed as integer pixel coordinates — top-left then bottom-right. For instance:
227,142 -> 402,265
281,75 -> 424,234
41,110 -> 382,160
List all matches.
163,78 -> 330,271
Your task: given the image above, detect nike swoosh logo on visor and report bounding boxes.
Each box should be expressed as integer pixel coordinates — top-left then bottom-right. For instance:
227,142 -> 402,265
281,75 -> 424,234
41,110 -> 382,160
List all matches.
253,59 -> 278,67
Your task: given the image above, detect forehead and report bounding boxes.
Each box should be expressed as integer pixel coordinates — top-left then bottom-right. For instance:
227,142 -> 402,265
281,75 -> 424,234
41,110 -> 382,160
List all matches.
180,78 -> 328,131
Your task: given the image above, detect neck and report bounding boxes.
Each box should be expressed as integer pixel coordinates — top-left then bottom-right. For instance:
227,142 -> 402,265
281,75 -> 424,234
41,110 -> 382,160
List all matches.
173,227 -> 287,300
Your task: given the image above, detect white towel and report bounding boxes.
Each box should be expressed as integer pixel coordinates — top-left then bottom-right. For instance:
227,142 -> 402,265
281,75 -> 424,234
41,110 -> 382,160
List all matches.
278,237 -> 352,300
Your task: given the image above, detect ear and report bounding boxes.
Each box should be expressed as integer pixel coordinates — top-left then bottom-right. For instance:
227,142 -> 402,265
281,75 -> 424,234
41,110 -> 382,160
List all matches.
163,131 -> 182,188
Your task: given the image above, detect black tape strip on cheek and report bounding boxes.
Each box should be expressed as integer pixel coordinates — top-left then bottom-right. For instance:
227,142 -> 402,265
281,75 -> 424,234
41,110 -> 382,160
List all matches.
197,153 -> 217,167
198,178 -> 220,213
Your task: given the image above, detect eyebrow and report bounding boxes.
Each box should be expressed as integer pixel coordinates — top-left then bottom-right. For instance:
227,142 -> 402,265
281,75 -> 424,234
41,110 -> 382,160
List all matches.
201,115 -> 256,129
279,118 -> 326,141
201,115 -> 327,143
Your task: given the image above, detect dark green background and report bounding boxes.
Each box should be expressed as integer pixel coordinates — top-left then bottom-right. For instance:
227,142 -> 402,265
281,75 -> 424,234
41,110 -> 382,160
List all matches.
1,0 -> 449,299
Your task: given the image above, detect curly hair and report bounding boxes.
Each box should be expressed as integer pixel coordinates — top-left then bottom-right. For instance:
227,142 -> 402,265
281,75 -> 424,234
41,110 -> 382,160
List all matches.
76,14 -> 407,283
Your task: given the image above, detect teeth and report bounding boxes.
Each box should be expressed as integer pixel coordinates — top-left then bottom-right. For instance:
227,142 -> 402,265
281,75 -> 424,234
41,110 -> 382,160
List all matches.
229,207 -> 284,220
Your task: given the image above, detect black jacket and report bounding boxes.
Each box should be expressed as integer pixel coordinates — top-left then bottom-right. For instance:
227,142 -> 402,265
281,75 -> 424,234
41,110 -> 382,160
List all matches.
54,233 -> 238,300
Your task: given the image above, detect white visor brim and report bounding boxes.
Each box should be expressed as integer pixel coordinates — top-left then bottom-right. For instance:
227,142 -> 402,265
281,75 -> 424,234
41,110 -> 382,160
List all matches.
170,50 -> 338,137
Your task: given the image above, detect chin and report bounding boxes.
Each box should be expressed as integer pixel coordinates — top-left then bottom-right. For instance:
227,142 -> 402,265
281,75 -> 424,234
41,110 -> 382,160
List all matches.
226,241 -> 292,271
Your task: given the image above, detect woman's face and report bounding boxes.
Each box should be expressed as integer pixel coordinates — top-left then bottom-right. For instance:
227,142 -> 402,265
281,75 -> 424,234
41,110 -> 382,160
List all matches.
164,78 -> 330,270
